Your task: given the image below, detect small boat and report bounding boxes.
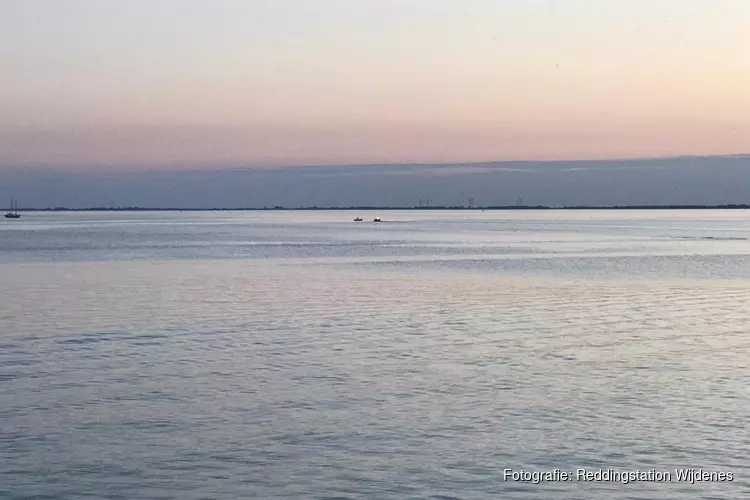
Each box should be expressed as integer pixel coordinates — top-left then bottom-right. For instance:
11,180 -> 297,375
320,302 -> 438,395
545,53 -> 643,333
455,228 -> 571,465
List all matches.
373,217 -> 382,222
354,217 -> 363,221
4,198 -> 20,219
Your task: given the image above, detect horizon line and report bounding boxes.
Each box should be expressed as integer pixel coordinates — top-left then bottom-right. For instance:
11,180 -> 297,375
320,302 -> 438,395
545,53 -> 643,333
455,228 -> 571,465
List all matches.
2,152 -> 749,174
12,204 -> 750,212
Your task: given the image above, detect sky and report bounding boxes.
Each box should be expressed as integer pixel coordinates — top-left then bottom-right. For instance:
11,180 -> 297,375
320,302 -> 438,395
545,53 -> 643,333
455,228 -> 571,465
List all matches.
1,0 -> 748,171
3,156 -> 750,209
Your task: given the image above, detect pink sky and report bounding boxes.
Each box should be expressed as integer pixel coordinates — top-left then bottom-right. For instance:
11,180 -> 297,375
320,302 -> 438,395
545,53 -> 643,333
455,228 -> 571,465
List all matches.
1,1 -> 748,170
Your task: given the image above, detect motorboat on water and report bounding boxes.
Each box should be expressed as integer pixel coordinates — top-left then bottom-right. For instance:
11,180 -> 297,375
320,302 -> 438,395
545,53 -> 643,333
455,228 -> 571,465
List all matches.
373,217 -> 382,222
354,217 -> 363,221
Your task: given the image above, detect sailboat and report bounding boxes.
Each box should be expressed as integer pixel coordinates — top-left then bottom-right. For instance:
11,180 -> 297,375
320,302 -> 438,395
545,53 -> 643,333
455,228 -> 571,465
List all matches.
5,198 -> 20,219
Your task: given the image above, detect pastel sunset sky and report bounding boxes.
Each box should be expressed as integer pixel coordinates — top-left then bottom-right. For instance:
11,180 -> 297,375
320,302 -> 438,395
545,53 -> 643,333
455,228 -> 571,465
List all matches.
1,0 -> 748,170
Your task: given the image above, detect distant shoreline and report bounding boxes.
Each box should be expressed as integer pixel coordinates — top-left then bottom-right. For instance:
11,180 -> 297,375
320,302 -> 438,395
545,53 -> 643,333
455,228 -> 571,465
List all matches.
13,205 -> 750,212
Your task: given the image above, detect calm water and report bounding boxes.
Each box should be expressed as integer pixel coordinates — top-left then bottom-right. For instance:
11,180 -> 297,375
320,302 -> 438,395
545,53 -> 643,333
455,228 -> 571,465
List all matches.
1,210 -> 749,499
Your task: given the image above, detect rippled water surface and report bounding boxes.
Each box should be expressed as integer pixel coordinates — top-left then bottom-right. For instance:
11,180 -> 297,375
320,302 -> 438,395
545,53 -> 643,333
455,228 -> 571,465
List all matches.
2,210 -> 749,499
